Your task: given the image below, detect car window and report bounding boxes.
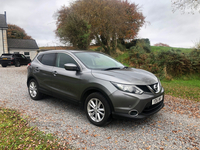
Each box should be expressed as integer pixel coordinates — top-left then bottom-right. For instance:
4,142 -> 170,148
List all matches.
21,54 -> 26,59
56,53 -> 77,68
74,52 -> 124,69
40,53 -> 56,66
37,54 -> 43,62
15,54 -> 22,58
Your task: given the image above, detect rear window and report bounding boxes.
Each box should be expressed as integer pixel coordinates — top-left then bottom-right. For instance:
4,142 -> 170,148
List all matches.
1,54 -> 13,58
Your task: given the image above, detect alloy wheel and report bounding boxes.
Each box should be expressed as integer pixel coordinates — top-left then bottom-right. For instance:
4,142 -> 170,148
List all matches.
29,81 -> 37,98
87,98 -> 105,122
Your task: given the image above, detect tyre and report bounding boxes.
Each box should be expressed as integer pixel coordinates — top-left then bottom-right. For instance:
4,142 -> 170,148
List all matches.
28,79 -> 43,100
85,92 -> 111,126
1,64 -> 7,67
15,61 -> 20,67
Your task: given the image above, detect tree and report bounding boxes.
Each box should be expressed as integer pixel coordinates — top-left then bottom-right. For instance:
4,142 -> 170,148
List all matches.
172,0 -> 200,13
7,24 -> 32,39
55,7 -> 92,49
55,0 -> 145,54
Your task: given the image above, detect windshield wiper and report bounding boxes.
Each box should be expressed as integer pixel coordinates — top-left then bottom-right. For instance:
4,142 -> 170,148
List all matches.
104,67 -> 122,70
123,66 -> 128,69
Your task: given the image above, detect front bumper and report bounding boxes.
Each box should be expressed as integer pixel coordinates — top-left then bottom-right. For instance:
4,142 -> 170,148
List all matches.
112,100 -> 164,119
110,88 -> 165,119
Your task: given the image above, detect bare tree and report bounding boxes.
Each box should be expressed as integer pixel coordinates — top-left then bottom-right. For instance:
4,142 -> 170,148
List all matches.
172,0 -> 200,13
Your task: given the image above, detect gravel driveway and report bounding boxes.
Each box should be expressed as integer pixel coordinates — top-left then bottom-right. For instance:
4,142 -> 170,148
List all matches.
0,66 -> 200,150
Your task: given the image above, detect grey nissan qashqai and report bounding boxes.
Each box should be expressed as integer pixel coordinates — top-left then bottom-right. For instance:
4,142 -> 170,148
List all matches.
27,50 -> 164,126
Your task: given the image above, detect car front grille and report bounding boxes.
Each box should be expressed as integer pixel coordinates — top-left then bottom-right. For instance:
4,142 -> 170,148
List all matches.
137,85 -> 151,93
137,82 -> 161,94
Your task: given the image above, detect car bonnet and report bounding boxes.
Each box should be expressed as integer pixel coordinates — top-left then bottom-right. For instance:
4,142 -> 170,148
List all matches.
91,67 -> 158,85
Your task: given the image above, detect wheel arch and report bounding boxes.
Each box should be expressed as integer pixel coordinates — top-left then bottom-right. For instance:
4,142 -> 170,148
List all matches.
27,76 -> 37,87
80,87 -> 114,112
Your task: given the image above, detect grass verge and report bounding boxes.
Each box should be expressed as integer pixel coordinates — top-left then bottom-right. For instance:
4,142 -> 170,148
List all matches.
0,108 -> 72,150
161,78 -> 200,102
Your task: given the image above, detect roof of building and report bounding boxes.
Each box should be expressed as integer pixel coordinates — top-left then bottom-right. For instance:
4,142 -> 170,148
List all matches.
0,14 -> 8,28
8,39 -> 39,49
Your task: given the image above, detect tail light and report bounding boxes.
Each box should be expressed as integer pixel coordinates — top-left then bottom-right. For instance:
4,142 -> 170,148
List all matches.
27,63 -> 31,69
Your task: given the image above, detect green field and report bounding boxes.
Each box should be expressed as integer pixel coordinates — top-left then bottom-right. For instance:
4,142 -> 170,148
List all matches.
161,78 -> 200,102
151,46 -> 192,53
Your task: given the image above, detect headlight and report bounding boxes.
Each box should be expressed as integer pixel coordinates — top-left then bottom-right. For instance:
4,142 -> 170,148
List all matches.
112,82 -> 143,94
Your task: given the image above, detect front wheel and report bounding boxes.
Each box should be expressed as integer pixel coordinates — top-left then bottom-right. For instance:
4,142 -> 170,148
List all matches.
28,79 -> 42,100
85,92 -> 111,126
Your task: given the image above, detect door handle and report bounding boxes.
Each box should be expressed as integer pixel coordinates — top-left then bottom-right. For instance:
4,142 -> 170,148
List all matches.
35,67 -> 39,72
53,71 -> 57,76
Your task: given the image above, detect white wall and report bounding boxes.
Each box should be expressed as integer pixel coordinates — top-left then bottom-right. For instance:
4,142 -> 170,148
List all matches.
0,29 -> 3,55
3,30 -> 8,53
0,29 -> 8,55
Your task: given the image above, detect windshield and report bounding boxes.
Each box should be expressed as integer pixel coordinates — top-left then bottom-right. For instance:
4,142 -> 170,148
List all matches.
74,52 -> 124,70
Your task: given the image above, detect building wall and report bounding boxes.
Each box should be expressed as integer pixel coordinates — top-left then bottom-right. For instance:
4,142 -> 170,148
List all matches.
9,48 -> 38,60
0,29 -> 3,55
3,30 -> 8,53
0,29 -> 8,55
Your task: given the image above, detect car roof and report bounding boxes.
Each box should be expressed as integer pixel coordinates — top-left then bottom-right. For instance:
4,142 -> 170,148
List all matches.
1,53 -> 13,55
38,50 -> 99,55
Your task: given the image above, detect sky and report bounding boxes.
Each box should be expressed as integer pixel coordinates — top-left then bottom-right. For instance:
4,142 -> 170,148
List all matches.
0,0 -> 200,48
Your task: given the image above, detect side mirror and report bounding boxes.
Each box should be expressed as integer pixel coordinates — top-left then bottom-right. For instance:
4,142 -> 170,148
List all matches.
64,63 -> 80,71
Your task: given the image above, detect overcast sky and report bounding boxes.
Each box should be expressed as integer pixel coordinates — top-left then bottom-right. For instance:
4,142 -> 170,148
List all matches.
0,0 -> 200,48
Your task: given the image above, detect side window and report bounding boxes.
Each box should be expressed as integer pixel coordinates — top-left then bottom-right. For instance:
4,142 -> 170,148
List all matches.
15,54 -> 22,58
40,53 -> 56,66
37,54 -> 43,62
21,54 -> 26,59
56,53 -> 77,68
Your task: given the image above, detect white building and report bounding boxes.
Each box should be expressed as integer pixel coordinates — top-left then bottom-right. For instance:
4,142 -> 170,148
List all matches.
0,12 -> 39,60
0,12 -> 8,54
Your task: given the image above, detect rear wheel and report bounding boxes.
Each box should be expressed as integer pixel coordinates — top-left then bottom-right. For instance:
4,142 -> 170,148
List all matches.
85,92 -> 111,126
28,79 -> 43,100
15,61 -> 20,67
1,64 -> 7,67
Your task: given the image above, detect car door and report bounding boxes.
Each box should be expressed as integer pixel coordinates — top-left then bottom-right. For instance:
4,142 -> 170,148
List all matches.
51,52 -> 82,101
20,54 -> 30,65
34,53 -> 56,92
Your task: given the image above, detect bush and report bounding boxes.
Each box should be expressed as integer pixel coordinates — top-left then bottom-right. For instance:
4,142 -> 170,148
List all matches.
127,44 -> 164,77
157,51 -> 192,77
117,43 -> 126,51
126,47 -> 200,79
188,49 -> 200,74
94,46 -> 104,52
125,38 -> 151,53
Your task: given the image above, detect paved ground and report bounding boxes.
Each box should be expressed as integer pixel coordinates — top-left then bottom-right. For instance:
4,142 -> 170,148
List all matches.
0,66 -> 199,150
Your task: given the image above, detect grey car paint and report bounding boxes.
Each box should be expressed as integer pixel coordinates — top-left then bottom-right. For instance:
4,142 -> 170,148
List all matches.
27,50 -> 164,126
